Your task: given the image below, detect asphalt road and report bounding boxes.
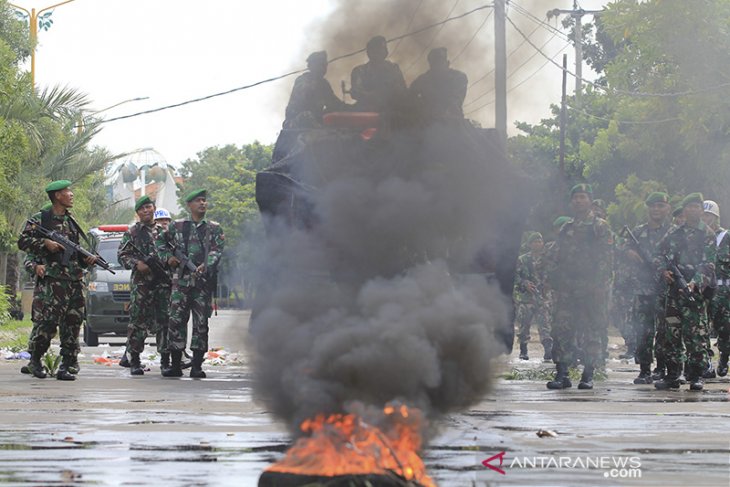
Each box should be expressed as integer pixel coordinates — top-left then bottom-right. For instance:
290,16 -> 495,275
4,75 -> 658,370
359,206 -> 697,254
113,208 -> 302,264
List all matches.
0,310 -> 728,486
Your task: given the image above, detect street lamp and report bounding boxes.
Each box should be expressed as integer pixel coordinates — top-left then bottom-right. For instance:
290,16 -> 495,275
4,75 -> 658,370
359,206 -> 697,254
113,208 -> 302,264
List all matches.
8,0 -> 77,87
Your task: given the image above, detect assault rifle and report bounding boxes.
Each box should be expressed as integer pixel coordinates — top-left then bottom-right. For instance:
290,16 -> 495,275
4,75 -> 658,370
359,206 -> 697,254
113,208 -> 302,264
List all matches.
622,225 -> 694,301
169,243 -> 200,276
119,239 -> 168,283
26,219 -> 115,274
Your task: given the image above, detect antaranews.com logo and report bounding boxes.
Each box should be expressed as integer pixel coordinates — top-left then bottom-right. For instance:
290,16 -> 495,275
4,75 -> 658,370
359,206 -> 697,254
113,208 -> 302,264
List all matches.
482,451 -> 642,479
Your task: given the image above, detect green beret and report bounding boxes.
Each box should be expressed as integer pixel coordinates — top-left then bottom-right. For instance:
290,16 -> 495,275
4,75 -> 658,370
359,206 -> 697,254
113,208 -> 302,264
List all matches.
185,189 -> 207,203
526,232 -> 543,244
645,192 -> 670,205
681,192 -> 703,208
40,202 -> 52,212
570,183 -> 593,198
134,195 -> 154,212
672,206 -> 683,217
45,179 -> 72,193
553,216 -> 571,229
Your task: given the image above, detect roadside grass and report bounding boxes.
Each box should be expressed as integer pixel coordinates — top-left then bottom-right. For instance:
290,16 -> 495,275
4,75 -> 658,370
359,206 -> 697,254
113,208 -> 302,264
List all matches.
502,366 -> 608,382
0,319 -> 32,351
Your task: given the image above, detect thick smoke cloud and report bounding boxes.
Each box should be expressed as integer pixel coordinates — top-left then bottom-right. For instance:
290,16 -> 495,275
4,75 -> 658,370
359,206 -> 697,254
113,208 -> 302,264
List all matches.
250,124 -> 524,430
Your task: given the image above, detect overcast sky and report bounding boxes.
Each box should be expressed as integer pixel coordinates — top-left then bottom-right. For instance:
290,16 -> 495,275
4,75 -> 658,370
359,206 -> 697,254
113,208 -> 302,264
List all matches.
14,0 -> 606,167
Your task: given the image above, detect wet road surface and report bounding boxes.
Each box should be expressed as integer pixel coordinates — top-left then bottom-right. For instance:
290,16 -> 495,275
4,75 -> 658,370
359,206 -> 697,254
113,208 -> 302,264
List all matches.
1,310 -> 728,486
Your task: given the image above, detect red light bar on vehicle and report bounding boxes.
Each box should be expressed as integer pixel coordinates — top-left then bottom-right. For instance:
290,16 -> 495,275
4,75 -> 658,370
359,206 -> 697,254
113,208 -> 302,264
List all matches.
96,225 -> 129,232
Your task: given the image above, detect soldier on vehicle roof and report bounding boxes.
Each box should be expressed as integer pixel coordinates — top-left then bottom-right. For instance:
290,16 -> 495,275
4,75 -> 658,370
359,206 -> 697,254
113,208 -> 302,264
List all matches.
410,47 -> 468,121
350,36 -> 407,112
283,51 -> 347,129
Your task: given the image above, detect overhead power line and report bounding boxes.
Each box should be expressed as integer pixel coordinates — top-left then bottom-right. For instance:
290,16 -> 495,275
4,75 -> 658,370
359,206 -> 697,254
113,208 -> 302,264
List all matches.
452,9 -> 493,63
402,0 -> 461,75
99,3 -> 494,125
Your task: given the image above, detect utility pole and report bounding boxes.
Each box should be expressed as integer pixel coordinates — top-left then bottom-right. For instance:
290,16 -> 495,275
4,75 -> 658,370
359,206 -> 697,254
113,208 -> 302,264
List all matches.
559,54 -> 568,177
494,0 -> 507,149
547,2 -> 601,106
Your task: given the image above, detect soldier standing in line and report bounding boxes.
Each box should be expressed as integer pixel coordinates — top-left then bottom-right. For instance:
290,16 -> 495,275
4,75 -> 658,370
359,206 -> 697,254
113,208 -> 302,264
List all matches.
624,192 -> 672,384
118,196 -> 171,376
702,200 -> 729,377
654,193 -> 716,391
157,189 -> 225,378
17,180 -> 98,381
513,232 -> 552,361
546,184 -> 613,390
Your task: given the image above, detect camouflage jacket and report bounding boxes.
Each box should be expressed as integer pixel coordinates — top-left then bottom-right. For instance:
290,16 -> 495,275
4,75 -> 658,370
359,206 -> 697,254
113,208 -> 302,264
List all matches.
156,217 -> 225,287
17,210 -> 89,281
513,251 -> 549,305
284,72 -> 346,127
550,212 -> 614,294
628,222 -> 671,295
118,222 -> 169,286
714,227 -> 730,281
350,60 -> 407,111
655,221 -> 716,295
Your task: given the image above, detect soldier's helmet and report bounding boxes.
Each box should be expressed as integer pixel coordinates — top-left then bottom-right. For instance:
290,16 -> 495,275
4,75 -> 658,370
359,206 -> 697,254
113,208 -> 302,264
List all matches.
703,200 -> 720,219
154,208 -> 172,220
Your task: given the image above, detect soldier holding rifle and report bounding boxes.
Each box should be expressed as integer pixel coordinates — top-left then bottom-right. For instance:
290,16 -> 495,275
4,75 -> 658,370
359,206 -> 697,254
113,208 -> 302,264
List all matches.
654,193 -> 716,391
118,195 -> 171,376
622,192 -> 672,384
157,189 -> 225,378
17,180 -> 103,381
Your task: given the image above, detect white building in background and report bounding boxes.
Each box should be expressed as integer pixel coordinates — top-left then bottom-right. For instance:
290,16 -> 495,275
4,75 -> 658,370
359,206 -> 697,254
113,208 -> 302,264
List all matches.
106,148 -> 184,219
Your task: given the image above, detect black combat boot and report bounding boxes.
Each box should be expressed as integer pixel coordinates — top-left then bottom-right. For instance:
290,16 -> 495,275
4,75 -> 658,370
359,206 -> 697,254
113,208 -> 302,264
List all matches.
162,350 -> 183,377
160,352 -> 170,375
654,363 -> 681,390
689,376 -> 704,391
28,354 -> 47,379
651,363 -> 666,381
119,352 -> 130,368
189,350 -> 207,379
542,339 -> 553,362
702,362 -> 716,379
68,358 -> 80,375
633,363 -> 653,384
56,357 -> 76,381
546,362 -> 572,389
717,352 -> 729,377
130,352 -> 144,376
578,366 -> 594,390
20,363 -> 31,374
519,343 -> 529,361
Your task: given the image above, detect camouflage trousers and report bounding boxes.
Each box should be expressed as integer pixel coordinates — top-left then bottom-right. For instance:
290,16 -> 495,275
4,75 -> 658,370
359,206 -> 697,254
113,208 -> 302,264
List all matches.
126,283 -> 170,354
514,302 -> 551,345
167,282 -> 211,352
551,290 -> 608,368
632,294 -> 665,365
29,278 -> 84,360
709,286 -> 730,355
664,296 -> 710,377
612,290 -> 636,354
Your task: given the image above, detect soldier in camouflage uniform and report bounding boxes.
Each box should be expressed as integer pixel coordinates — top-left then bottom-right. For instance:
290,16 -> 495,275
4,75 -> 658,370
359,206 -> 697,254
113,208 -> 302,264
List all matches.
283,51 -> 347,129
157,189 -> 225,378
17,180 -> 98,381
624,192 -> 672,384
117,196 -> 171,376
546,184 -> 613,390
654,193 -> 716,391
702,200 -> 729,377
513,232 -> 552,361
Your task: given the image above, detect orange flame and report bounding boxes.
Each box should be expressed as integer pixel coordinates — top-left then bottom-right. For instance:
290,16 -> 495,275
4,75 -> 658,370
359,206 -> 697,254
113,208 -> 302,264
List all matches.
266,404 -> 436,486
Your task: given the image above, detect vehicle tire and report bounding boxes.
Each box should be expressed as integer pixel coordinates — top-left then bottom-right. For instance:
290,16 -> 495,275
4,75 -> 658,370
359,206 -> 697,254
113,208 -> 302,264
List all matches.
84,323 -> 99,346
